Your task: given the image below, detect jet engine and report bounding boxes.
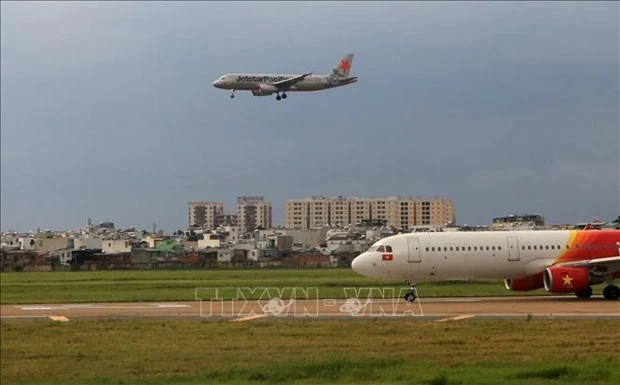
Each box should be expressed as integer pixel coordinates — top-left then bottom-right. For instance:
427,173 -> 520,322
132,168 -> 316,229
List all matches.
251,84 -> 278,96
504,273 -> 544,291
543,266 -> 590,293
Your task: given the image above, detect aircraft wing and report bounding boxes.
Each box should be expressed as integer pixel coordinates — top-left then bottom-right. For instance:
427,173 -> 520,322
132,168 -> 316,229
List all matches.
272,72 -> 312,90
556,256 -> 620,271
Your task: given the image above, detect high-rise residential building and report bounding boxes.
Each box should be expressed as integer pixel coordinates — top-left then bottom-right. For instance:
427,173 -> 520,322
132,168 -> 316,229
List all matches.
216,213 -> 238,227
237,196 -> 272,233
285,196 -> 454,229
188,202 -> 224,230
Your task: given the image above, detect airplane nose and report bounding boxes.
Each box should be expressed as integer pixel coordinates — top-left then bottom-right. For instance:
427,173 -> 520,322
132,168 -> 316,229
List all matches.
351,253 -> 366,274
351,256 -> 360,271
212,80 -> 220,87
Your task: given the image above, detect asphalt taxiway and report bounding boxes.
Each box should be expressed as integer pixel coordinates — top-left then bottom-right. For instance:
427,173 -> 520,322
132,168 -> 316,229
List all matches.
1,296 -> 618,322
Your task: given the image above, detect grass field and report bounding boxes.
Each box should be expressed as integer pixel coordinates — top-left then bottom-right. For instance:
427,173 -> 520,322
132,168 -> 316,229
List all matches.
0,269 -> 566,304
1,319 -> 619,385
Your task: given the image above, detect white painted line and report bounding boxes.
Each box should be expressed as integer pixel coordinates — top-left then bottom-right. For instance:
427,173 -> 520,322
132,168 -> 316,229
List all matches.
155,304 -> 191,308
323,299 -> 337,306
17,303 -> 191,310
436,314 -> 475,322
49,316 -> 69,322
1,315 -> 49,319
440,299 -> 484,303
231,314 -> 267,322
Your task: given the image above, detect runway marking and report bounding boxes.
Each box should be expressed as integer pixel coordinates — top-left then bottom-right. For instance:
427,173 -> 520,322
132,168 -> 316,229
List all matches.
436,314 -> 475,322
437,299 -> 483,303
231,314 -> 267,322
18,304 -> 192,311
155,304 -> 191,308
48,316 -> 69,322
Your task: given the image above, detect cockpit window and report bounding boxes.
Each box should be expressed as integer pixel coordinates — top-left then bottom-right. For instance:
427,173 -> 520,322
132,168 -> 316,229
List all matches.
376,246 -> 385,252
385,246 -> 392,252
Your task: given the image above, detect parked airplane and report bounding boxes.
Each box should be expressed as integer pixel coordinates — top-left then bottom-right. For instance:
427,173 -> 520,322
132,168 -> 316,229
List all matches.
351,229 -> 620,302
212,53 -> 357,100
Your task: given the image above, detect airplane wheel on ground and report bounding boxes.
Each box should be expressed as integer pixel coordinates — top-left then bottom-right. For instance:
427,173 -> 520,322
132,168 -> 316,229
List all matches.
602,285 -> 620,300
575,286 -> 592,299
404,292 -> 416,303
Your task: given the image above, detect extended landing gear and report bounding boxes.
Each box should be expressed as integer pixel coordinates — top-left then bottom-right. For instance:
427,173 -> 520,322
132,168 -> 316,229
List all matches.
575,286 -> 593,299
275,92 -> 287,101
603,285 -> 620,300
230,89 -> 235,99
404,280 -> 417,303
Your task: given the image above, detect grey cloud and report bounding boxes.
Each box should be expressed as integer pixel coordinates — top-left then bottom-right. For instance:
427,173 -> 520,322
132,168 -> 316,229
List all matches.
1,1 -> 618,231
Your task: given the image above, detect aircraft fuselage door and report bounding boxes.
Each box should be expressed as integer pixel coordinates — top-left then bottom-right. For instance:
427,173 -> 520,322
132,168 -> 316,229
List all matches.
407,237 -> 421,263
507,236 -> 520,261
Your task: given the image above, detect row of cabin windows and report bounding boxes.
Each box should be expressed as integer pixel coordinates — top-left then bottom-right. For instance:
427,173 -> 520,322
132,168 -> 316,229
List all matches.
427,246 -> 503,252
374,243 -> 615,254
523,245 -> 562,250
426,243 -> 616,253
522,243 -> 616,251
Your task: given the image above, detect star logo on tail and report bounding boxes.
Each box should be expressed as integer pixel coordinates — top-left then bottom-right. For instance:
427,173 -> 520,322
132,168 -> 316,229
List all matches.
562,274 -> 574,287
339,59 -> 351,73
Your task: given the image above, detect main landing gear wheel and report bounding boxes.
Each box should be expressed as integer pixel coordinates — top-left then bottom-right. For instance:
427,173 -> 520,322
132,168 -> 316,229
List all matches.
276,94 -> 282,101
602,285 -> 620,300
575,286 -> 593,299
281,93 -> 287,99
404,279 -> 417,303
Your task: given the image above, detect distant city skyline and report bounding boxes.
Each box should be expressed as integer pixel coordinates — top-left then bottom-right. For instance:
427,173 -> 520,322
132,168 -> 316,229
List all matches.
1,2 -> 618,232
1,192 -> 615,233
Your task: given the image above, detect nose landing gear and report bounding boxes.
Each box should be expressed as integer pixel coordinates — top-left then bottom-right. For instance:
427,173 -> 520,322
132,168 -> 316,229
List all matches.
230,89 -> 235,99
404,280 -> 418,303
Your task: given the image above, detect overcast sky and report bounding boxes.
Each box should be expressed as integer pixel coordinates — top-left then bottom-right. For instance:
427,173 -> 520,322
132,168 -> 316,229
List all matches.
1,1 -> 618,232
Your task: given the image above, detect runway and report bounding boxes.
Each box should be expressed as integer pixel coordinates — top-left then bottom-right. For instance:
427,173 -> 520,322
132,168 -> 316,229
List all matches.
2,296 -> 619,322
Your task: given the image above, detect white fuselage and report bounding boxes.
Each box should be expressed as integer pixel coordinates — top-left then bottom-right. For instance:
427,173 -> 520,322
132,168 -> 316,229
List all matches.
212,73 -> 349,92
351,230 -> 620,281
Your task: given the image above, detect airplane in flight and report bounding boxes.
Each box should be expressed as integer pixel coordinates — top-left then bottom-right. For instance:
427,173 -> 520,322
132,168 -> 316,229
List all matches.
351,229 -> 620,302
212,53 -> 357,100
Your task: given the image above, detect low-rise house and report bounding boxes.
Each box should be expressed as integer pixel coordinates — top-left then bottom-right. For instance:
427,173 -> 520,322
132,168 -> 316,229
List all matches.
19,237 -> 37,251
74,237 -> 103,250
35,237 -> 73,254
101,239 -> 132,254
49,248 -> 73,266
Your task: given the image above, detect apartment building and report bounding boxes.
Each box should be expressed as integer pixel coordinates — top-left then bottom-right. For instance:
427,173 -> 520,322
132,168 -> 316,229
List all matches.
188,202 -> 225,230
285,196 -> 454,229
237,196 -> 273,233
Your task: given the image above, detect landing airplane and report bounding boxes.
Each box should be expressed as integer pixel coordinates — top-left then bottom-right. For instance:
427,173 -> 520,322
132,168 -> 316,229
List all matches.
351,229 -> 620,302
212,53 -> 357,100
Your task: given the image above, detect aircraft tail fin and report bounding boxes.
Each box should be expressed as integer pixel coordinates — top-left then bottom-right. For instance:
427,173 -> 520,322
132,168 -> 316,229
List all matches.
327,53 -> 354,81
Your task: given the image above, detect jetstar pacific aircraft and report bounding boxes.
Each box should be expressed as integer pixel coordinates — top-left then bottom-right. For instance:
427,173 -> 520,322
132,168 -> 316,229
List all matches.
212,53 -> 357,100
351,229 -> 620,302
